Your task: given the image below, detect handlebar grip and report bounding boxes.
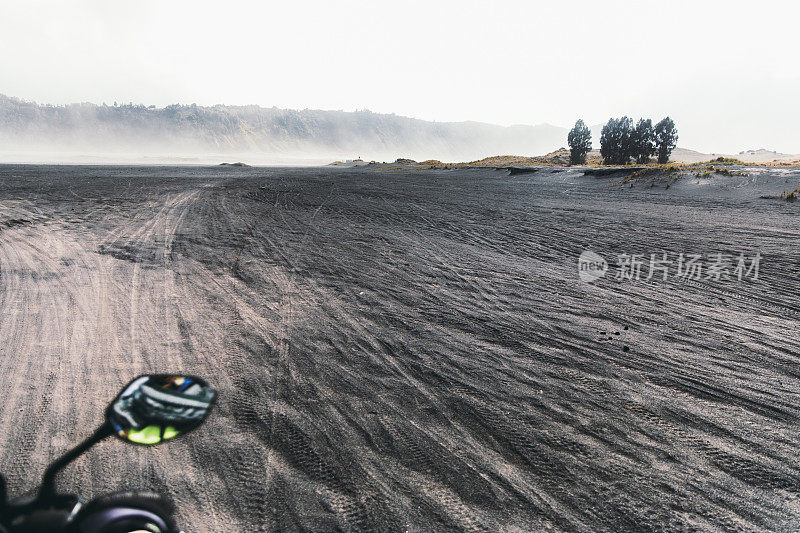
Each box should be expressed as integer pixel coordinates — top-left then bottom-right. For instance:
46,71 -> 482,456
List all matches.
75,492 -> 176,533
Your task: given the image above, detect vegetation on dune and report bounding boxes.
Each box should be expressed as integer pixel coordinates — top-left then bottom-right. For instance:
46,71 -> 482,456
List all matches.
371,152 -> 796,173
367,148 -> 606,171
700,165 -> 745,177
620,165 -> 681,185
616,160 -> 754,188
708,156 -> 744,165
781,188 -> 799,201
688,157 -> 744,168
462,148 -> 580,167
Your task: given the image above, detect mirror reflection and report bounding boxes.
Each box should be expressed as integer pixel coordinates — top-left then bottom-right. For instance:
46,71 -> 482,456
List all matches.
107,375 -> 217,445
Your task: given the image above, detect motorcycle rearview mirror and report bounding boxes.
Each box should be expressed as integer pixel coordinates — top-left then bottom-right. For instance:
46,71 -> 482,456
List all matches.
37,375 -> 216,503
106,375 -> 217,446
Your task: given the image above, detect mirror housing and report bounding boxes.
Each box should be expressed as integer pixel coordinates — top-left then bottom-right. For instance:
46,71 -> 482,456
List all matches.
106,375 -> 217,446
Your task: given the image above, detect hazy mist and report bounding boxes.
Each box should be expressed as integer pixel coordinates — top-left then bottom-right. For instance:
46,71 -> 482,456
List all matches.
0,95 -> 569,164
1,0 -> 798,158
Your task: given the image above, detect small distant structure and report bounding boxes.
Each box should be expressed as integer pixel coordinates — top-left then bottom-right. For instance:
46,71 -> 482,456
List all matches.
329,157 -> 368,168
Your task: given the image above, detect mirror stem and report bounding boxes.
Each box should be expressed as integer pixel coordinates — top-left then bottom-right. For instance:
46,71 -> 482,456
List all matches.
37,423 -> 114,503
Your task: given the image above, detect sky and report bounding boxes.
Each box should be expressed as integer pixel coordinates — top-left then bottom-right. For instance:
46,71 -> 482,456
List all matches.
1,0 -> 798,153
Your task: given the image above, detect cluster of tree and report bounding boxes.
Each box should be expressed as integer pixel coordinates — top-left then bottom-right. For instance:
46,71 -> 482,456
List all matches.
566,116 -> 678,165
600,116 -> 678,164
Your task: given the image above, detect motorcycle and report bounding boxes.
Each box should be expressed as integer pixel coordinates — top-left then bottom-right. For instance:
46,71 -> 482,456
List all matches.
0,374 -> 217,533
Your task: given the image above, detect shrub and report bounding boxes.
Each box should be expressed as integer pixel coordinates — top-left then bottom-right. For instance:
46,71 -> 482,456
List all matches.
711,157 -> 743,165
781,188 -> 800,201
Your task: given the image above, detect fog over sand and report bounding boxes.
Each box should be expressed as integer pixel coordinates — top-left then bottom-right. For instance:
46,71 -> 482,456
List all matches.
0,94 -> 566,164
0,165 -> 798,531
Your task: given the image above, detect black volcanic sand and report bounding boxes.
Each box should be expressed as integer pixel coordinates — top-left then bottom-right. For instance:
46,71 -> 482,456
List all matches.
0,164 -> 799,532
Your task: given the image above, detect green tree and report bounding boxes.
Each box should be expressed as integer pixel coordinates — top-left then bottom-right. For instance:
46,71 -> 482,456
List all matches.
600,116 -> 633,165
630,118 -> 655,164
600,118 -> 616,164
654,117 -> 678,164
567,119 -> 592,165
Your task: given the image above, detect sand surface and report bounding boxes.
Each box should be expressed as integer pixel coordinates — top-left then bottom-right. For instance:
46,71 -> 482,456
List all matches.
0,165 -> 799,532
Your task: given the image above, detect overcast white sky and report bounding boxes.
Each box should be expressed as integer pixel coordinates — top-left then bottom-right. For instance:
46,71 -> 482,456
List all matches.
1,0 -> 798,153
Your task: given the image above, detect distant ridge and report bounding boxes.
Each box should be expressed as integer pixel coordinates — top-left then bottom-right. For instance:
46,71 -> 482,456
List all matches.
0,94 -> 566,163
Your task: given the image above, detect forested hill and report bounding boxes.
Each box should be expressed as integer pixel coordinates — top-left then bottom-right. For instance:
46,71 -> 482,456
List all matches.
0,94 -> 566,162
